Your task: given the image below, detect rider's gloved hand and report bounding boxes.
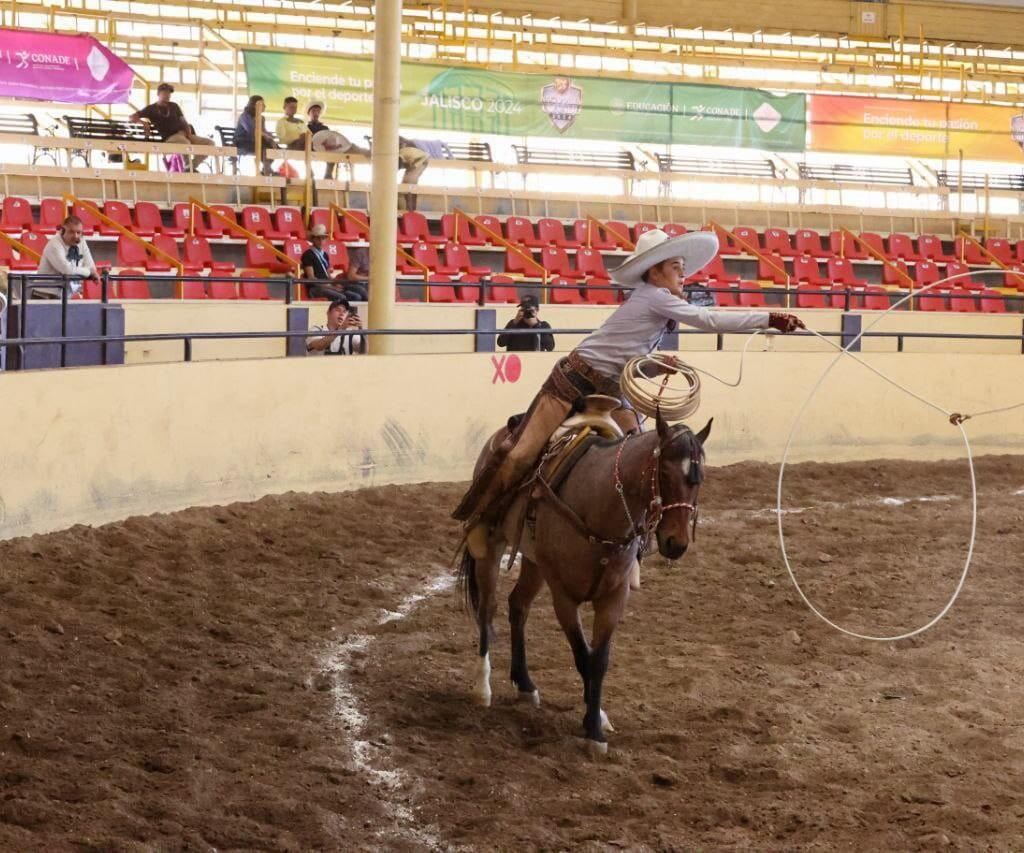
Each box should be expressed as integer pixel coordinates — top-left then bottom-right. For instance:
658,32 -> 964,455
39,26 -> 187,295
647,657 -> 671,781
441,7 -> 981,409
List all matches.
768,312 -> 806,334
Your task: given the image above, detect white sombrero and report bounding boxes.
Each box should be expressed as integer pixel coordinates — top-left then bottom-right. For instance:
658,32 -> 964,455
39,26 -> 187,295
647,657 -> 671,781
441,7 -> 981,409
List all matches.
610,229 -> 720,287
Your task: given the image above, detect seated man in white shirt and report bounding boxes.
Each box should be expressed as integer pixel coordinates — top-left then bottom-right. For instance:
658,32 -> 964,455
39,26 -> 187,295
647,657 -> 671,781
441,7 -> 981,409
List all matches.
35,215 -> 100,298
306,297 -> 365,356
452,228 -> 806,533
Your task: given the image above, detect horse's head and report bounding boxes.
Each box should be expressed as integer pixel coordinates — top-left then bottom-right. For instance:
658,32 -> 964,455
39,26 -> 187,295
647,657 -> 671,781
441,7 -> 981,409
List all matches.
653,410 -> 712,560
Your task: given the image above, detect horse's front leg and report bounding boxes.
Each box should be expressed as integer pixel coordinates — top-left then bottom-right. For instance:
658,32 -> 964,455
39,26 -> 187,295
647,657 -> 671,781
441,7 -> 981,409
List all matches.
508,557 -> 545,706
550,584 -> 591,709
582,583 -> 629,757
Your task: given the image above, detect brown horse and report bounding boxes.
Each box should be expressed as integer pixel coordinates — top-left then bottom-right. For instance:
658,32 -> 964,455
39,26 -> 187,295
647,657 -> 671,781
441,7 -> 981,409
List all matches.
457,409 -> 711,756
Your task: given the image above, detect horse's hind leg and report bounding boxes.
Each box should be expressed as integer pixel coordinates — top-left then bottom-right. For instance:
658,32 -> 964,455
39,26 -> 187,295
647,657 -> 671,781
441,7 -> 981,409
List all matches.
472,541 -> 503,707
508,557 -> 544,706
581,586 -> 628,757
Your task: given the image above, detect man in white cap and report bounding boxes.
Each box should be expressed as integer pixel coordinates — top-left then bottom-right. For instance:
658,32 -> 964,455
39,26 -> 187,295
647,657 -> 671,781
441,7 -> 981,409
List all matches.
452,228 -> 805,529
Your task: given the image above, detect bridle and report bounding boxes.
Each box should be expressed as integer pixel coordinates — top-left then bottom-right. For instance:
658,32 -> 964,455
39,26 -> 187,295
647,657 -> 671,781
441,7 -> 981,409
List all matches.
613,426 -> 703,545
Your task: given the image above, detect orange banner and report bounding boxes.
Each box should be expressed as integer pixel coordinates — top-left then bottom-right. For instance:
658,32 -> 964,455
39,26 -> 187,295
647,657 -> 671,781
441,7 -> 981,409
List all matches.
808,95 -> 1024,161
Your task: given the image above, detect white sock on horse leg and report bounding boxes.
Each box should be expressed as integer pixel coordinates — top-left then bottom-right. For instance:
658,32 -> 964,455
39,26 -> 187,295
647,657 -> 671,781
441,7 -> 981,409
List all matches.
600,708 -> 615,732
475,653 -> 492,707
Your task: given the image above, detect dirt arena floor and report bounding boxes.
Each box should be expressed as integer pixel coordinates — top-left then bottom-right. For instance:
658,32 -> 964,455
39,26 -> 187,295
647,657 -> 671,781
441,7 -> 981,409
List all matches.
2,455 -> 1024,850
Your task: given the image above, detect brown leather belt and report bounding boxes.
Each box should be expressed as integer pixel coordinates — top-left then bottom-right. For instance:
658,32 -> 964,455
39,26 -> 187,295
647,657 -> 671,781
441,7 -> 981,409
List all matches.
564,351 -> 622,397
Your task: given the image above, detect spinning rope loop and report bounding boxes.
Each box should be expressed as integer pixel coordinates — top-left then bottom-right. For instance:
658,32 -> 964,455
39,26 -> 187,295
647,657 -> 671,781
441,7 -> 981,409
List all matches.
634,270 -> 1024,641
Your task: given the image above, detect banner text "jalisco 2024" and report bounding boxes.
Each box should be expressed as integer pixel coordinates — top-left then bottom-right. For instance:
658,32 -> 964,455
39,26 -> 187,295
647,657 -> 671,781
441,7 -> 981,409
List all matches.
242,50 -> 807,151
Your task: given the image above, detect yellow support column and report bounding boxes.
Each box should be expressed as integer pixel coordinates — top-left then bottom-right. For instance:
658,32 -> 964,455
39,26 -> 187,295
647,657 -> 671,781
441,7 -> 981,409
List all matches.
367,0 -> 403,355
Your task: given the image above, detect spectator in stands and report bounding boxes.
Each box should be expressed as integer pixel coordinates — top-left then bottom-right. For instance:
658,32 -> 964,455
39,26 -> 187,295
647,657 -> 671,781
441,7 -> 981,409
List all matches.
235,95 -> 278,176
306,297 -> 365,356
396,135 -> 430,212
36,215 -> 100,297
497,295 -> 555,352
131,83 -> 214,172
275,96 -> 309,150
306,101 -> 369,181
301,225 -> 368,303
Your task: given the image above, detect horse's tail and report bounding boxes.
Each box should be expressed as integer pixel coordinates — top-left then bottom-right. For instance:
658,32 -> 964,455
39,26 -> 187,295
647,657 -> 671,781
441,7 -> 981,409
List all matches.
455,545 -> 480,613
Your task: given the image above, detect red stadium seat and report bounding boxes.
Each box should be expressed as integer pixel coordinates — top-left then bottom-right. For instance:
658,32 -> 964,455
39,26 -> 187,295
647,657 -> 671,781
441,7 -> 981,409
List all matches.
730,226 -> 761,255
179,279 -> 207,299
826,258 -> 868,287
662,223 -> 688,238
426,274 -> 458,303
15,231 -> 47,268
980,289 -> 1008,313
397,249 -> 424,277
917,234 -> 956,263
1,197 -> 34,234
603,221 -> 634,250
284,238 -> 311,269
794,229 -> 831,258
945,261 -> 982,291
738,282 -> 767,307
398,211 -> 444,245
633,222 -> 658,242
238,269 -> 272,300
183,235 -> 235,272
575,248 -> 609,280
504,244 -> 542,277
208,280 -> 239,299
757,253 -> 789,285
914,260 -> 942,289
0,236 -> 36,270
985,238 -> 1014,265
152,234 -> 200,274
540,246 -> 583,280
445,241 -> 490,276
796,284 -> 827,308
206,204 -> 238,238
950,289 -> 978,312
953,236 -> 987,265
488,275 -> 520,303
828,285 -> 862,310
33,199 -> 64,235
1004,265 -> 1024,290
583,277 -> 617,305
549,276 -> 584,304
693,256 -> 739,285
828,230 -> 869,260
505,216 -> 541,248
325,240 -> 350,273
116,234 -> 171,272
135,201 -> 180,238
100,200 -> 134,236
242,206 -> 286,240
474,215 -> 503,245
274,207 -> 306,240
712,285 -> 739,307
531,218 -> 570,248
245,239 -> 291,273
116,271 -> 152,299
862,286 -> 890,311
69,201 -> 102,235
763,228 -> 797,258
882,260 -> 911,287
172,203 -> 207,237
886,233 -> 921,261
792,256 -> 827,286
412,240 -> 460,275
917,289 -> 950,311
340,209 -> 370,241
308,208 -> 341,239
859,232 -> 889,260
573,220 -> 616,250
441,213 -> 486,246
454,274 -> 482,303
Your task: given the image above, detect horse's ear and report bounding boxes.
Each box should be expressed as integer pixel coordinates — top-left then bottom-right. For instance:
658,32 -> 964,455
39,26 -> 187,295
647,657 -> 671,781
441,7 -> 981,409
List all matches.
655,407 -> 669,439
695,417 -> 713,446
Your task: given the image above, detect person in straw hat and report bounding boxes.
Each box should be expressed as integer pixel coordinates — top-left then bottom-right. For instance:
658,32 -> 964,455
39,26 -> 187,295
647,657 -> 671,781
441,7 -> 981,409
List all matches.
452,228 -> 805,532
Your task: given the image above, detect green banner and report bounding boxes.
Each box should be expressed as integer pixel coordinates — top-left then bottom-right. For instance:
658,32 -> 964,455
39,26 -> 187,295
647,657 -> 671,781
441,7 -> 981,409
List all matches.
243,50 -> 806,151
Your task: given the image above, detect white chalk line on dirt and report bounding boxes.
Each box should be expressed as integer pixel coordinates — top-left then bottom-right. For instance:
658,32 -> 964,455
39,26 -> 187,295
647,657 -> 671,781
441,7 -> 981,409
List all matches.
316,569 -> 454,850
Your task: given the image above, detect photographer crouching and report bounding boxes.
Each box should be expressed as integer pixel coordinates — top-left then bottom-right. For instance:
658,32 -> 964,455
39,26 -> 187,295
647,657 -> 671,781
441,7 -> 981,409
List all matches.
497,295 -> 555,352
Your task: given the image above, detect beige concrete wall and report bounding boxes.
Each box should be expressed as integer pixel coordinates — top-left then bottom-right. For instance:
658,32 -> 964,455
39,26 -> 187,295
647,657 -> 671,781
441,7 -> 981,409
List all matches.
1,349 -> 1022,540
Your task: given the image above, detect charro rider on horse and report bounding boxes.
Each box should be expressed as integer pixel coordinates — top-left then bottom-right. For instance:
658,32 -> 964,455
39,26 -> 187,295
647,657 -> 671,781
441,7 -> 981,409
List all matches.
453,228 -> 807,545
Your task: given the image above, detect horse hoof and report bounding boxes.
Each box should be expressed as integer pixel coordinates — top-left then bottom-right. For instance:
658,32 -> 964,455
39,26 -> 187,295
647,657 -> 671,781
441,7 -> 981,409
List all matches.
477,689 -> 492,707
518,689 -> 541,707
587,739 -> 609,759
600,708 -> 615,733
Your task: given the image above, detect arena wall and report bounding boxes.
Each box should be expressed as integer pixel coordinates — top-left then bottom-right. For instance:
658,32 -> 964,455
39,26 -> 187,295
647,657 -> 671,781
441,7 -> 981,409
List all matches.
1,349 -> 1022,540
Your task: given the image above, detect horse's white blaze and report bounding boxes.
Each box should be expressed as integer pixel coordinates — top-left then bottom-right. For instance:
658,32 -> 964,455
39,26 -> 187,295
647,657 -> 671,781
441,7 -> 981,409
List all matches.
680,457 -> 691,476
600,708 -> 614,732
475,653 -> 492,706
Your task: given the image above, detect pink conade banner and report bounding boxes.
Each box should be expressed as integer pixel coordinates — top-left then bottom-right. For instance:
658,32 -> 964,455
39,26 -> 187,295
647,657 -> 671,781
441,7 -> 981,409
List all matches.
0,29 -> 135,104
